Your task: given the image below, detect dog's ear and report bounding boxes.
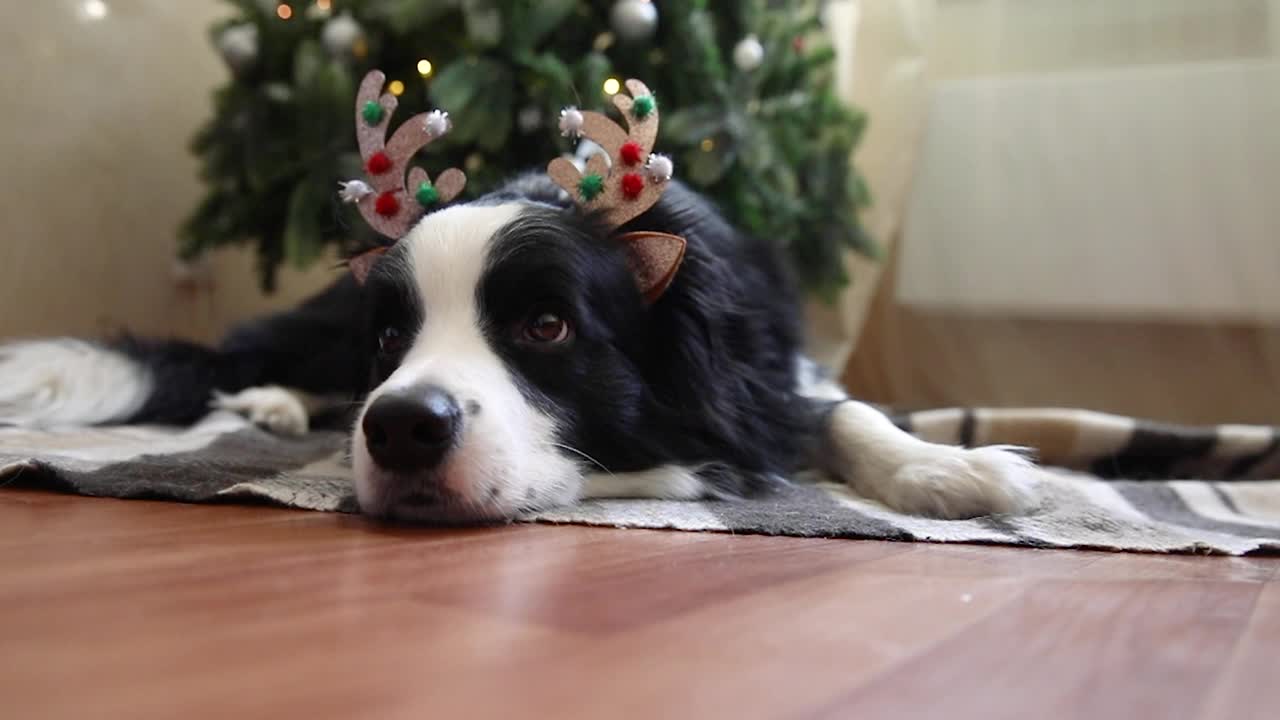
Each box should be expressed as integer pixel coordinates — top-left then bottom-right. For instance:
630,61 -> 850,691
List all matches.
617,231 -> 686,304
348,246 -> 389,286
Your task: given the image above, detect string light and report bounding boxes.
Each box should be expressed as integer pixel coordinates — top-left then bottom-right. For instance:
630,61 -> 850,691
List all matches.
276,3 -> 292,20
602,77 -> 621,95
417,59 -> 434,77
388,80 -> 405,96
700,138 -> 715,152
315,0 -> 331,9
81,0 -> 108,20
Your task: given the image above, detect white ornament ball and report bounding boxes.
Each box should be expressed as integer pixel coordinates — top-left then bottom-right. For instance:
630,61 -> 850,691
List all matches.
216,23 -> 259,74
610,0 -> 659,43
321,12 -> 364,58
517,106 -> 543,133
574,139 -> 607,170
305,1 -> 333,20
559,106 -> 585,138
423,110 -> 451,138
733,35 -> 765,72
646,153 -> 674,182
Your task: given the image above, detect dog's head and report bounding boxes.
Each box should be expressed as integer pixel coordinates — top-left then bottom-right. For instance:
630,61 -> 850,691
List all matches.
347,176 -> 805,523
342,72 -> 804,523
349,180 -> 658,522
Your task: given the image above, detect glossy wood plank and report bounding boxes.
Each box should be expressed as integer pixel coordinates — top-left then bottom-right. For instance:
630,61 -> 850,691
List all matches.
1198,582 -> 1280,720
817,579 -> 1263,720
0,490 -> 1276,720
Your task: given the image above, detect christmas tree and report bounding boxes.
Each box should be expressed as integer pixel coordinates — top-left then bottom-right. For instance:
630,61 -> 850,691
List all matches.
185,0 -> 874,300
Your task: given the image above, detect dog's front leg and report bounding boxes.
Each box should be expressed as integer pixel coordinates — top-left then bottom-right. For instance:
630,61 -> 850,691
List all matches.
211,386 -> 334,436
817,401 -> 1036,519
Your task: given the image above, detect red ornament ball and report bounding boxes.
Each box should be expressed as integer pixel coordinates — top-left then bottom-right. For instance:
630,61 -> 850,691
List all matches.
621,172 -> 645,198
619,141 -> 644,166
374,191 -> 400,216
366,151 -> 393,175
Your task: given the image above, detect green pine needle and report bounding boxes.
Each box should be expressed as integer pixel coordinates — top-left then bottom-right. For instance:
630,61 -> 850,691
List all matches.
578,173 -> 605,201
184,0 -> 875,298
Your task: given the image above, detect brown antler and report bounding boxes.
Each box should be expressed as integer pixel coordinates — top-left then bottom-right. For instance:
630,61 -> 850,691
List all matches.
339,70 -> 466,239
548,80 -> 673,230
548,80 -> 684,303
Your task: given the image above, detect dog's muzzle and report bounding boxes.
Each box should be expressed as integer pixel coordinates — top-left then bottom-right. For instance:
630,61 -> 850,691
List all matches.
361,384 -> 461,473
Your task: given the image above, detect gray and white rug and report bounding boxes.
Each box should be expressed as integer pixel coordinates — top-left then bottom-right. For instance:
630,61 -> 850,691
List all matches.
2,408 -> 1278,555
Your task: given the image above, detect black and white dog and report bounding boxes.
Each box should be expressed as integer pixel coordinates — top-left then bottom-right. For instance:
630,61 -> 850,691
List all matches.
0,173 -> 1034,524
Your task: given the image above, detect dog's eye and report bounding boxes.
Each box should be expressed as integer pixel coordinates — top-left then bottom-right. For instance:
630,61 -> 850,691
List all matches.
521,312 -> 572,345
377,327 -> 407,355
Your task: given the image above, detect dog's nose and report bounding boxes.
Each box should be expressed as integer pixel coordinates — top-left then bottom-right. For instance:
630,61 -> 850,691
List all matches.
361,385 -> 461,471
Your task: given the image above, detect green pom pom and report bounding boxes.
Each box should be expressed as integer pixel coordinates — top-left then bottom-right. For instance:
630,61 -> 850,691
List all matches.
362,100 -> 384,126
631,95 -> 656,119
415,182 -> 439,206
578,173 -> 605,201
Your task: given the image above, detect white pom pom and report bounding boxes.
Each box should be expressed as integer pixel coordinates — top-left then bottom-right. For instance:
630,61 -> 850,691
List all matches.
559,107 -> 585,138
423,110 -> 451,138
646,153 -> 674,182
338,180 -> 373,203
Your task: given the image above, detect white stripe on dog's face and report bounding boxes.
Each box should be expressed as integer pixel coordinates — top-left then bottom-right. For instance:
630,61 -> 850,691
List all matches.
352,203 -> 583,522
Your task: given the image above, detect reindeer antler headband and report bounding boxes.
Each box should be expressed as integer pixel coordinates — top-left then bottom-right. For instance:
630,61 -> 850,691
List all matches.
548,80 -> 686,303
339,70 -> 466,242
341,73 -> 683,302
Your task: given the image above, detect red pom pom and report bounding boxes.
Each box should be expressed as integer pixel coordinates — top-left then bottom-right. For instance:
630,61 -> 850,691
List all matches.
374,191 -> 400,216
621,173 -> 645,199
366,151 -> 393,175
619,141 -> 644,166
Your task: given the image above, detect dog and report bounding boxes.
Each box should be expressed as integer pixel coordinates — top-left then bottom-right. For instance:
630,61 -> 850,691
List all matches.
0,171 -> 1034,524
0,72 -> 1035,524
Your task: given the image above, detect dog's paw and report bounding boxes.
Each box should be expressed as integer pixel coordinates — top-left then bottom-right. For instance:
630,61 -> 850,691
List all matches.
212,386 -> 309,436
881,445 -> 1036,520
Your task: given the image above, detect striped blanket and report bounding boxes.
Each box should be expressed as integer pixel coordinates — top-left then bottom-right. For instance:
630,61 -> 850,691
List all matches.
1,408 -> 1277,555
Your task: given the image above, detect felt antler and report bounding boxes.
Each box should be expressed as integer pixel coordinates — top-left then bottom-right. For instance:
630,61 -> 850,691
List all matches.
339,70 -> 466,240
549,80 -> 684,303
549,80 -> 672,229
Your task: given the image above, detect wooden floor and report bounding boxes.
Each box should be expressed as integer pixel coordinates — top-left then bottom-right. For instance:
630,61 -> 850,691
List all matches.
0,490 -> 1276,720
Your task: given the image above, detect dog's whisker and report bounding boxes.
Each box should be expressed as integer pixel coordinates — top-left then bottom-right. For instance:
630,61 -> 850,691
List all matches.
551,443 -> 612,475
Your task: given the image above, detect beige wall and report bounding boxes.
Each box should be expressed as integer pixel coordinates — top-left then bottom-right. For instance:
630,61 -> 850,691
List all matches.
0,0 -> 334,345
842,0 -> 1280,424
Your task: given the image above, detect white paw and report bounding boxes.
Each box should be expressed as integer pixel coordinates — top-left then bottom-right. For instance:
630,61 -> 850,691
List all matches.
881,445 -> 1036,520
212,386 -> 309,436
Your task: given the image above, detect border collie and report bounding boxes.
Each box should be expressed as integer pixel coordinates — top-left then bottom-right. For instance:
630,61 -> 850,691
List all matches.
0,73 -> 1035,524
0,172 -> 1033,524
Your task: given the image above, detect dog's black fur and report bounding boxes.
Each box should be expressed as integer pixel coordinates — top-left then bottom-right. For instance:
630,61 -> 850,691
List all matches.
114,174 -> 824,492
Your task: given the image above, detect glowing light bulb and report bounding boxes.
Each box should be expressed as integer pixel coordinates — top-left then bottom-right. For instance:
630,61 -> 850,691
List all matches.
316,0 -> 331,9
603,77 -> 622,95
700,138 -> 715,152
417,59 -> 434,77
82,0 -> 108,19
388,80 -> 405,96
276,4 -> 293,20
